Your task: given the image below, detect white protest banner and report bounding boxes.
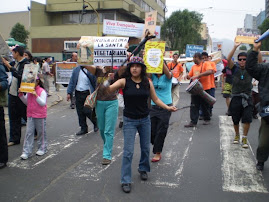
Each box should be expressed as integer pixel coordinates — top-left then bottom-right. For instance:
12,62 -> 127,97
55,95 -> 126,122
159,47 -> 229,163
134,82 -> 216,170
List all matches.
56,62 -> 77,84
93,37 -> 129,66
103,19 -> 161,39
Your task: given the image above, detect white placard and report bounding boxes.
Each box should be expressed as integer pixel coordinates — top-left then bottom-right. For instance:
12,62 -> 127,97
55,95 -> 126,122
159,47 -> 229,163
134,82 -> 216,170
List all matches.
103,19 -> 161,39
93,37 -> 129,66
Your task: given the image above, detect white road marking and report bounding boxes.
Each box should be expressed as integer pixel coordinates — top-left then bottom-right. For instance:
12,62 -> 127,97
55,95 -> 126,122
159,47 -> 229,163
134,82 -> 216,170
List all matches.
8,131 -> 88,169
219,116 -> 268,193
147,124 -> 195,188
70,131 -> 124,181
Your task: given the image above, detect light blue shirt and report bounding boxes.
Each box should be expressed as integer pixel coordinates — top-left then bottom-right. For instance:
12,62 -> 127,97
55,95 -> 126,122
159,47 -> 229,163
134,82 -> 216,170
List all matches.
151,74 -> 172,105
76,69 -> 92,92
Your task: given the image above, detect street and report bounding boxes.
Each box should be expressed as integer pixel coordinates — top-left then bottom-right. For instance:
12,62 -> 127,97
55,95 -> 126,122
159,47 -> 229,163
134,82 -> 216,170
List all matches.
0,83 -> 269,202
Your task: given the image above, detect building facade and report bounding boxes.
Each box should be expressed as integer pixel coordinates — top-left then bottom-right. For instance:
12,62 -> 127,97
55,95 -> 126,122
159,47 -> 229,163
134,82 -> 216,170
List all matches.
256,10 -> 266,27
265,0 -> 269,18
0,11 -> 29,40
30,0 -> 166,61
244,14 -> 257,30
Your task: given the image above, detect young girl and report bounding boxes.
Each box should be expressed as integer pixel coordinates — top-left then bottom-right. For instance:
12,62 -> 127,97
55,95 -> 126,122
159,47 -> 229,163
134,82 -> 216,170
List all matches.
19,76 -> 48,160
106,57 -> 177,193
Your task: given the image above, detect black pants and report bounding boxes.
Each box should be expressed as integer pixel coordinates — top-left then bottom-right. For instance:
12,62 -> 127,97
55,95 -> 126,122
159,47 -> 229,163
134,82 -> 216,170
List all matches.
0,107 -> 8,163
150,105 -> 172,154
257,118 -> 269,163
75,90 -> 97,131
190,92 -> 210,124
8,94 -> 27,143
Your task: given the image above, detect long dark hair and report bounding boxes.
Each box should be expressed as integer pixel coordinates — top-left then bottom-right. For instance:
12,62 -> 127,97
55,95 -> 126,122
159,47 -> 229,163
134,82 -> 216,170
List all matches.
36,78 -> 45,89
124,64 -> 149,89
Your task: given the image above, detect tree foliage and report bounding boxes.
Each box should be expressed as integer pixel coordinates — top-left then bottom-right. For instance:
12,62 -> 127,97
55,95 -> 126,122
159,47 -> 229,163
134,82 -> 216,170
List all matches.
239,45 -> 247,50
10,23 -> 30,45
161,9 -> 203,53
258,18 -> 269,51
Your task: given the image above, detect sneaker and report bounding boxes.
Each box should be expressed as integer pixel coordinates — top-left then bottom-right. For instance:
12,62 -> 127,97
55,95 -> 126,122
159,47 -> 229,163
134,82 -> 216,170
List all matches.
20,153 -> 28,160
36,150 -> 47,156
121,183 -> 131,193
242,137 -> 248,148
256,162 -> 264,171
233,134 -> 240,144
184,122 -> 196,128
203,120 -> 210,125
102,158 -> 111,165
138,170 -> 148,181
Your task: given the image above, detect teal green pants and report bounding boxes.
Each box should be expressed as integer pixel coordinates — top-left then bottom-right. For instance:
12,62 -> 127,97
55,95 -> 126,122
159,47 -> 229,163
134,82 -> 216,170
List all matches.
96,100 -> 118,160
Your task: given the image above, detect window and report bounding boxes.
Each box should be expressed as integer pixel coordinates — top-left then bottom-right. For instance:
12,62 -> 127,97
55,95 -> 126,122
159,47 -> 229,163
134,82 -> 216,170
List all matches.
63,12 -> 115,24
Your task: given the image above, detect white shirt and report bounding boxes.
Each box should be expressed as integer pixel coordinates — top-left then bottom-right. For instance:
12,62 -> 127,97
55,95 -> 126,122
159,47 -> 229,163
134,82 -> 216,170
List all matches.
76,69 -> 91,92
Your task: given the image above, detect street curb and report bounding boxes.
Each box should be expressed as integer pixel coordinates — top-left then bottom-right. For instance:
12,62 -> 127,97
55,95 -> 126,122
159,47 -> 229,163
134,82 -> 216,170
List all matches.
47,93 -> 63,109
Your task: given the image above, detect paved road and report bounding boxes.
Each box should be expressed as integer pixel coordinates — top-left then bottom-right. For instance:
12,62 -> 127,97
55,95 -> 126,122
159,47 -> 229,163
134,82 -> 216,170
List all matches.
0,83 -> 268,202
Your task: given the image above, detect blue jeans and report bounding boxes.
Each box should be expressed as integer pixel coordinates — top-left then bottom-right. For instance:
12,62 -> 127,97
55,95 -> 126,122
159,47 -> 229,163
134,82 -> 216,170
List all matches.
121,115 -> 151,184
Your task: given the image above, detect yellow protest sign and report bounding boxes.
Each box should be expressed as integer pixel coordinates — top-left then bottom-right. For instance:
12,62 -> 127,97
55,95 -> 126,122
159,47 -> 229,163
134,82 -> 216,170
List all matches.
235,36 -> 256,44
144,41 -> 165,74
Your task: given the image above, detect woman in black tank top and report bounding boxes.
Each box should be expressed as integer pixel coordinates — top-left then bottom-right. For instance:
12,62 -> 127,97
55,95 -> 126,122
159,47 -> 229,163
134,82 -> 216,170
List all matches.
105,57 -> 177,193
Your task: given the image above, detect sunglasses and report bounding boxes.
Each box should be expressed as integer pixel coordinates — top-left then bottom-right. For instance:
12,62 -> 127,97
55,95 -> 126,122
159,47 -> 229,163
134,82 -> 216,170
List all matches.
238,58 -> 246,61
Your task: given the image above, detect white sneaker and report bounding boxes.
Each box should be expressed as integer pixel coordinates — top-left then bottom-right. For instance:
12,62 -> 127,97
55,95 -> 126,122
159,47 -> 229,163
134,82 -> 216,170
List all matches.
20,153 -> 28,160
36,150 -> 46,156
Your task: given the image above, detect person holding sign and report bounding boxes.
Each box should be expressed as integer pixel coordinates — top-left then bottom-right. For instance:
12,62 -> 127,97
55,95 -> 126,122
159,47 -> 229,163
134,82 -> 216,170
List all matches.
18,76 -> 48,159
150,62 -> 173,162
104,57 -> 177,193
84,65 -> 119,165
245,40 -> 269,171
2,46 -> 29,146
167,53 -> 184,106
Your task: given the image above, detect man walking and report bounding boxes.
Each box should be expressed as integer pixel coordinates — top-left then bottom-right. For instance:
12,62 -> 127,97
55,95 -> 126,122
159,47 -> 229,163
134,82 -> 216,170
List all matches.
0,59 -> 8,168
67,52 -> 78,109
67,66 -> 98,135
184,53 -> 214,127
42,57 -> 53,95
3,46 -> 28,146
246,40 -> 269,170
227,42 -> 253,148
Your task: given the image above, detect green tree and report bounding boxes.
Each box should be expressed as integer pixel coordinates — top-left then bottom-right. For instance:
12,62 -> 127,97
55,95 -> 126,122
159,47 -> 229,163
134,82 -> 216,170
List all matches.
239,45 -> 247,50
10,23 -> 30,45
161,9 -> 203,53
258,18 -> 269,51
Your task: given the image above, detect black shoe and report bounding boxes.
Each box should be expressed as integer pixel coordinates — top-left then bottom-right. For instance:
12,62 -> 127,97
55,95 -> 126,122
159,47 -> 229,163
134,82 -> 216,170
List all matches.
94,125 -> 99,132
184,122 -> 196,128
119,121 -> 123,128
139,170 -> 148,181
0,162 -> 7,169
121,183 -> 131,193
256,162 -> 264,171
71,104 -> 75,109
76,130 -> 87,136
199,116 -> 204,120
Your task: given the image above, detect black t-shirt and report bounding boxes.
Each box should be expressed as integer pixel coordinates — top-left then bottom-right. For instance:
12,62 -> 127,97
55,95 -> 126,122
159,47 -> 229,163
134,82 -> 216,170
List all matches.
123,78 -> 150,119
231,64 -> 252,95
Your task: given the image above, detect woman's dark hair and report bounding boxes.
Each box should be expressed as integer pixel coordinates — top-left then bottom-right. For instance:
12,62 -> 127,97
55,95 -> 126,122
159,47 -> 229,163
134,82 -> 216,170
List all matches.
12,46 -> 25,56
24,50 -> 33,62
123,64 -> 149,89
36,78 -> 44,89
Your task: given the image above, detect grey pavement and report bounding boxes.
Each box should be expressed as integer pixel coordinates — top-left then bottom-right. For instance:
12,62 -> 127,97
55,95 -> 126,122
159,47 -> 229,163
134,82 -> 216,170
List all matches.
0,81 -> 269,202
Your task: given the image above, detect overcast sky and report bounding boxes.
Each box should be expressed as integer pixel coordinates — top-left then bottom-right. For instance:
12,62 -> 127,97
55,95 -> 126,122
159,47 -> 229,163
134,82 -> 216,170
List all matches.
1,0 -> 265,41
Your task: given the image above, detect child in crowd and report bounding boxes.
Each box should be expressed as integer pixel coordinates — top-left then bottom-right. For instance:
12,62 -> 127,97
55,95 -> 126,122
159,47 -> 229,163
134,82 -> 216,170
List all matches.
19,76 -> 48,160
